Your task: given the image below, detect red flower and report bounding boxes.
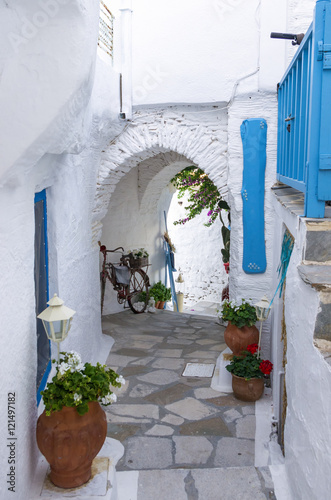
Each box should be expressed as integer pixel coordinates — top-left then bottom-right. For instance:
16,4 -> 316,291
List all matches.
246,344 -> 259,354
259,360 -> 273,375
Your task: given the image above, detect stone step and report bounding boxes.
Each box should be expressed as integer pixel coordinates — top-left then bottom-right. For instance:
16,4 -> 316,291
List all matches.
304,220 -> 331,263
117,466 -> 275,500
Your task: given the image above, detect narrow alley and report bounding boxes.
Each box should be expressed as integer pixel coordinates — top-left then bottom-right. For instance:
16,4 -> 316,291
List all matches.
102,310 -> 275,500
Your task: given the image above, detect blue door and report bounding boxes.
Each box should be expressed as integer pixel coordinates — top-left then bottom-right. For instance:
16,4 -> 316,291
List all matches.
34,190 -> 51,404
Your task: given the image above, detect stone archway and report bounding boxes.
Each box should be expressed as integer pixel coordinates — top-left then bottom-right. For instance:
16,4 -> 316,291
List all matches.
92,108 -> 228,243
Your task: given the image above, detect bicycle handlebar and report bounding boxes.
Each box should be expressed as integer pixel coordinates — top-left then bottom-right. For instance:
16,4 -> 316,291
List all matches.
99,242 -> 124,254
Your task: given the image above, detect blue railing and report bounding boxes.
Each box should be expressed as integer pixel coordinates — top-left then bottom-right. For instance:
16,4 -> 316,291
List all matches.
277,0 -> 331,217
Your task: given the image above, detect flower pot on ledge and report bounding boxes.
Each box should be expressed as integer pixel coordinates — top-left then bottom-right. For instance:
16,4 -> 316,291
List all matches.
224,322 -> 259,356
231,374 -> 264,402
36,402 -> 107,489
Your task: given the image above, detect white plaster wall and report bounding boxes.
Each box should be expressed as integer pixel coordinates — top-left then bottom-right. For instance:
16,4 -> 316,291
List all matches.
270,198 -> 331,499
167,191 -> 227,306
227,92 -> 278,305
131,0 -> 288,105
0,16 -> 123,498
0,0 -> 101,181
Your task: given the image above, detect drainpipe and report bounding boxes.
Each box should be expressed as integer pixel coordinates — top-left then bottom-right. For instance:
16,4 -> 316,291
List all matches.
119,0 -> 132,120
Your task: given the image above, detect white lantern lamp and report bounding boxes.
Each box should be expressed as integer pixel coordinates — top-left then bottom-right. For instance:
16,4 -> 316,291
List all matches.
37,294 -> 76,360
175,272 -> 185,313
255,295 -> 271,357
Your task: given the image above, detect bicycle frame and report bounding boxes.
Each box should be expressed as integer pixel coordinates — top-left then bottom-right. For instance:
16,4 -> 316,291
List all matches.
99,243 -> 150,314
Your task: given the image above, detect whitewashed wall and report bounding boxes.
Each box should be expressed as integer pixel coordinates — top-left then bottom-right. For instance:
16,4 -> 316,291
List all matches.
131,0 -> 288,104
0,1 -> 123,497
167,191 -> 227,306
271,196 -> 331,500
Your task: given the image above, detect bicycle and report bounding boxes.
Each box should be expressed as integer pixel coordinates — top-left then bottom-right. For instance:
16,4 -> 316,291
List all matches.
99,243 -> 150,314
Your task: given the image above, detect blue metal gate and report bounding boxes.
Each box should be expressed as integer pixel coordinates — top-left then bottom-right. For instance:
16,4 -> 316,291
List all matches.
277,0 -> 331,217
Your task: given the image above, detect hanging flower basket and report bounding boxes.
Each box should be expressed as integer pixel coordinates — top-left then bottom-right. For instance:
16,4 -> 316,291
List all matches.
128,249 -> 149,268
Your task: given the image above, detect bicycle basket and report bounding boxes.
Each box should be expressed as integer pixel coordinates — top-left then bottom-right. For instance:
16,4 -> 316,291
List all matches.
129,256 -> 148,268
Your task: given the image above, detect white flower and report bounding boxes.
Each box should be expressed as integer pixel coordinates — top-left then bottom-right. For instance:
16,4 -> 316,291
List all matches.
101,392 -> 117,405
116,375 -> 126,385
58,362 -> 70,376
74,393 -> 82,402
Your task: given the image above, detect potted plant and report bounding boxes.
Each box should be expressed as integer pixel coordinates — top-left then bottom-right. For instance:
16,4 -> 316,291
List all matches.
221,299 -> 259,355
128,248 -> 149,268
36,351 -> 125,489
149,281 -> 172,309
226,344 -> 273,401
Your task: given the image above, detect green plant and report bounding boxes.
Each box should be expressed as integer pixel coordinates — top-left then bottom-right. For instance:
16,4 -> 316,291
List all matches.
221,299 -> 257,328
41,351 -> 125,416
128,248 -> 149,259
149,281 -> 171,302
226,344 -> 273,379
170,167 -> 230,263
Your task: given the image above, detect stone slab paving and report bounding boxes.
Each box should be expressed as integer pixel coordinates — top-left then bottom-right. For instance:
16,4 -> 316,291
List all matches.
102,310 -> 276,499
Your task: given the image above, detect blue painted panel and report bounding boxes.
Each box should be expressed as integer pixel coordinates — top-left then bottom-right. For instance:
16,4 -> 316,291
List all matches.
34,189 -> 51,405
240,119 -> 267,274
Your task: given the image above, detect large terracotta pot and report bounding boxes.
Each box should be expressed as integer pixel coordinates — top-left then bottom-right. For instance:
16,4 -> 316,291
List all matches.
224,322 -> 259,355
36,402 -> 107,489
232,374 -> 264,402
157,301 -> 166,309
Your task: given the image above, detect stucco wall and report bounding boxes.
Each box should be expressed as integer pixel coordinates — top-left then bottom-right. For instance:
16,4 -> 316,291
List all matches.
131,0 -> 288,105
227,92 -> 278,305
95,106 -> 228,314
271,196 -> 331,500
167,191 -> 227,307
0,5 -> 122,495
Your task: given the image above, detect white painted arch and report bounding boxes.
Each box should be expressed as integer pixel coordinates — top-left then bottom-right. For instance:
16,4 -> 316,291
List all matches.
92,108 -> 228,243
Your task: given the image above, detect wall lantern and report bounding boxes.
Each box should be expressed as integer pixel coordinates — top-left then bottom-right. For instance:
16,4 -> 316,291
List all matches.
37,294 -> 76,360
175,272 -> 185,313
255,295 -> 271,356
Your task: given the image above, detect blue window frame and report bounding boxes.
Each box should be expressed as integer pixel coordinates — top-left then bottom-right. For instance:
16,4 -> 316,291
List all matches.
34,190 -> 51,405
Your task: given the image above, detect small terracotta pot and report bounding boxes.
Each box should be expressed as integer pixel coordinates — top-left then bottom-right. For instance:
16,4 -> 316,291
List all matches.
155,301 -> 160,308
232,374 -> 264,402
36,402 -> 107,489
224,322 -> 259,355
157,301 -> 166,309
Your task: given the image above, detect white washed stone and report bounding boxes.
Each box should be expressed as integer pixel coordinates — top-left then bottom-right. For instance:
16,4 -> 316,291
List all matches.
107,404 -> 159,419
154,349 -> 183,358
236,415 -> 256,439
165,397 -> 218,421
137,369 -> 179,385
223,408 -> 242,423
124,437 -> 173,469
106,353 -> 137,367
194,387 -> 224,399
161,414 -> 185,425
174,436 -> 213,465
152,358 -> 185,370
129,383 -> 159,398
214,438 -> 255,467
145,425 -> 174,436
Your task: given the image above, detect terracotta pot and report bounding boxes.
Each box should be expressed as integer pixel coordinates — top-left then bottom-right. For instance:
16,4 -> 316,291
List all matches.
157,301 -> 166,309
224,322 -> 259,355
36,402 -> 107,489
155,301 -> 160,308
232,374 -> 264,402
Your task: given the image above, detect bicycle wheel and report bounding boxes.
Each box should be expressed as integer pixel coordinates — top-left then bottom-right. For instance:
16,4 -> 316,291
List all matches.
127,269 -> 149,314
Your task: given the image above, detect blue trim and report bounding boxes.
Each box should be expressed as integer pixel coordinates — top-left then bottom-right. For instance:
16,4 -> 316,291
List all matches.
36,360 -> 52,405
34,189 -> 51,405
34,190 -> 49,283
241,119 -> 267,274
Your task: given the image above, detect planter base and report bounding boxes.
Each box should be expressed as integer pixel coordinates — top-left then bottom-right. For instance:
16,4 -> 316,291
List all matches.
224,322 -> 259,355
232,374 -> 264,402
36,402 -> 107,489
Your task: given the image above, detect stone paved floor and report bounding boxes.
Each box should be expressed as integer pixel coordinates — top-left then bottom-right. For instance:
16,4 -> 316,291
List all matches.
102,309 -> 276,500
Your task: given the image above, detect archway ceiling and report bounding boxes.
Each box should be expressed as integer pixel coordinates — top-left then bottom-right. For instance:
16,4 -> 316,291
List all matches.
92,109 -> 228,244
